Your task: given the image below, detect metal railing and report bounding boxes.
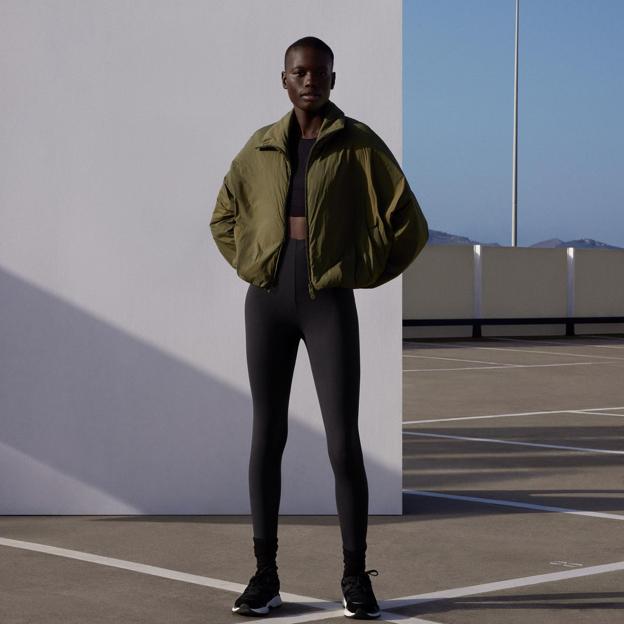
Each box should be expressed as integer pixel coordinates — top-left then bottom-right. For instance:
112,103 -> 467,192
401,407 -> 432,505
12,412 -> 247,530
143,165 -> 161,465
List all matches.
403,316 -> 624,338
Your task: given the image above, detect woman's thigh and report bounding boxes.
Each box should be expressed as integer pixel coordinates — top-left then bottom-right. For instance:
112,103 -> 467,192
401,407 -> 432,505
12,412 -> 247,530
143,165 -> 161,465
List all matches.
244,282 -> 302,413
299,287 -> 361,430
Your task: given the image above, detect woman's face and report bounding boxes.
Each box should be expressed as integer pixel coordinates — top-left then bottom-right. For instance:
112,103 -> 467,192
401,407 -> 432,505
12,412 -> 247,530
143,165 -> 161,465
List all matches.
282,47 -> 335,113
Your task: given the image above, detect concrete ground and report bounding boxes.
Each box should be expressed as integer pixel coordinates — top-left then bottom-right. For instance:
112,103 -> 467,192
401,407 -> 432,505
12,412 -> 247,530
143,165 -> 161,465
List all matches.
2,333 -> 623,623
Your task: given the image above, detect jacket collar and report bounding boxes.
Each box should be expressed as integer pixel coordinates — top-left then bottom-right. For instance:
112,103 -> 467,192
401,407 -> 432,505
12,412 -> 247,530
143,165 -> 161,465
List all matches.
255,100 -> 346,152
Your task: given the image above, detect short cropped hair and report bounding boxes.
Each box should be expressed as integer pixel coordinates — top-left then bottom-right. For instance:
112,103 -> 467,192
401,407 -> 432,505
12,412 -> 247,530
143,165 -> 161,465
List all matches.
284,36 -> 334,69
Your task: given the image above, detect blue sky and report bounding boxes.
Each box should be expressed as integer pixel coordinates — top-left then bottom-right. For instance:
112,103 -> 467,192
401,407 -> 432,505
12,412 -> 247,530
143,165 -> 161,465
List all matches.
403,0 -> 624,247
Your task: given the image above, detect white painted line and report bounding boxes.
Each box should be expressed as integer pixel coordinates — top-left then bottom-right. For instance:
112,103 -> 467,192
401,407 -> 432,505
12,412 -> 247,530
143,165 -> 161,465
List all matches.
379,613 -> 447,623
403,361 -> 618,372
379,614 -> 442,623
0,537 -> 346,623
384,556 -> 624,612
14,529 -> 617,624
491,336 -> 624,351
464,345 -> 624,361
0,537 -> 247,592
403,489 -> 624,521
403,340 -> 495,349
404,339 -> 624,361
4,532 -> 623,623
403,430 -> 624,456
403,405 -> 624,425
0,536 -> 444,624
269,606 -> 444,624
403,354 -> 516,366
570,410 -> 624,418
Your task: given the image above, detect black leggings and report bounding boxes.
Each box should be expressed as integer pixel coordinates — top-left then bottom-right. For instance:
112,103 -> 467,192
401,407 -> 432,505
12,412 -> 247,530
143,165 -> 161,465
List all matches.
244,237 -> 368,553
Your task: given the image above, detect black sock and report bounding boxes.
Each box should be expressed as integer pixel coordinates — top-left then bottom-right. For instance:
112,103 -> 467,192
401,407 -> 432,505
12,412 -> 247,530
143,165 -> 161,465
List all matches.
253,536 -> 279,573
342,545 -> 366,577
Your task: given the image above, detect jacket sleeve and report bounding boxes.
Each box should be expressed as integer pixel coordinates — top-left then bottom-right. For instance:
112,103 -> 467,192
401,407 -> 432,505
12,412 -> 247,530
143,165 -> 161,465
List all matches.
210,165 -> 239,270
366,148 -> 429,288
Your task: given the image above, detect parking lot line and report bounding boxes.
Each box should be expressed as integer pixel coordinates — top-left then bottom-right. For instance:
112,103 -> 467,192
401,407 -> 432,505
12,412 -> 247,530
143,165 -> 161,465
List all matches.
403,354 -> 516,365
570,410 -> 624,418
404,361 -> 618,372
404,339 -> 624,361
0,537 -> 348,622
0,536 -> 444,624
383,558 -> 624,614
459,345 -> 624,361
403,405 -> 624,424
4,534 -> 623,622
403,430 -> 624,456
403,489 -> 624,521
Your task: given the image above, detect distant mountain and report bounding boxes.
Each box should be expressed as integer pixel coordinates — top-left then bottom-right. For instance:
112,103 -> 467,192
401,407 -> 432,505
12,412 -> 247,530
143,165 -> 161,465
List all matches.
427,229 -> 622,249
530,237 -> 622,249
428,229 -> 502,247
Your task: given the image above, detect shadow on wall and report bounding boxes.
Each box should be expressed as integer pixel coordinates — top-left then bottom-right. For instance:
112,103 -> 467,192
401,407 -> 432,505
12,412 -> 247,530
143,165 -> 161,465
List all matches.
0,266 -> 397,515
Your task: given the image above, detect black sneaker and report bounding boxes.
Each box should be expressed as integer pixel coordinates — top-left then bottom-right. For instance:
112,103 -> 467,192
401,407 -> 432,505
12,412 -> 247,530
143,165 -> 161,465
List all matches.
232,567 -> 282,616
341,569 -> 381,619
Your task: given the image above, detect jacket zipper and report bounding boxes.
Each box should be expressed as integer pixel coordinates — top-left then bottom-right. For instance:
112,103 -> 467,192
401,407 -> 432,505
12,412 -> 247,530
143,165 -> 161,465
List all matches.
264,129 -> 334,298
303,141 -> 318,300
266,156 -> 291,293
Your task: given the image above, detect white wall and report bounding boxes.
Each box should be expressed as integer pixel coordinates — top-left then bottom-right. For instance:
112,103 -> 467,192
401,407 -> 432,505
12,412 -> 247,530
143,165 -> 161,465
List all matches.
0,1 -> 405,513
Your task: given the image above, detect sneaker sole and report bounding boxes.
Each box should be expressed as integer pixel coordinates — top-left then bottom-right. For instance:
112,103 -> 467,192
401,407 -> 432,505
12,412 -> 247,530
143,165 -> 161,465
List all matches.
232,593 -> 282,616
342,596 -> 380,619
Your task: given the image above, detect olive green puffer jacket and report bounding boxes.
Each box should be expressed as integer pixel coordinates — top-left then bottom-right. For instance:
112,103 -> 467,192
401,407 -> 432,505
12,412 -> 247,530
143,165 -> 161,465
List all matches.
210,100 -> 428,299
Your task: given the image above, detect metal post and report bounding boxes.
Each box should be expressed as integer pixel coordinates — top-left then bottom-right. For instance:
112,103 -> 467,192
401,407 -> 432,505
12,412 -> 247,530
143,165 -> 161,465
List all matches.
566,247 -> 575,336
512,0 -> 519,247
473,245 -> 482,338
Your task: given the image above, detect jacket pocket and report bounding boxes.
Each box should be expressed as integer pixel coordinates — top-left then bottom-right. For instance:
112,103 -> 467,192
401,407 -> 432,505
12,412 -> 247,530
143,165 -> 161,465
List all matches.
355,222 -> 391,286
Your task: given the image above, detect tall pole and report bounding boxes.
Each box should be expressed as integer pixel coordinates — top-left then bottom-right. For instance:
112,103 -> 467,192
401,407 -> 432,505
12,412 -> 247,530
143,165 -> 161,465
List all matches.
512,0 -> 519,246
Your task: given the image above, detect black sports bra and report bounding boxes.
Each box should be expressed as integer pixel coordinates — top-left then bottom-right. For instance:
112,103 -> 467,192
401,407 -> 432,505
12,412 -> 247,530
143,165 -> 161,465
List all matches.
285,135 -> 316,217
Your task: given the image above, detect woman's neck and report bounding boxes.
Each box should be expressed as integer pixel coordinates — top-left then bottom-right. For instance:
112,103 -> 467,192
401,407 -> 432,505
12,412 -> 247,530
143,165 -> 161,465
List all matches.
292,101 -> 329,139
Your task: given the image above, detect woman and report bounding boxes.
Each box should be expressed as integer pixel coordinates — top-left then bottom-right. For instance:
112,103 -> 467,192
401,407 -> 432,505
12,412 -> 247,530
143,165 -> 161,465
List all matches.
211,36 -> 428,619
